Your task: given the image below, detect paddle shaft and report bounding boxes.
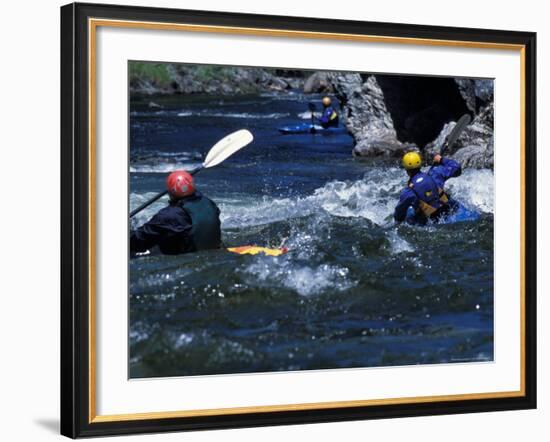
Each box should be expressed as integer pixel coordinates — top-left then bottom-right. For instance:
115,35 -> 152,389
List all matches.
129,165 -> 203,218
308,102 -> 317,133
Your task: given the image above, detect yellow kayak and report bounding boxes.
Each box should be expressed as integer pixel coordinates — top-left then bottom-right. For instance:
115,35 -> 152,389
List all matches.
227,246 -> 289,257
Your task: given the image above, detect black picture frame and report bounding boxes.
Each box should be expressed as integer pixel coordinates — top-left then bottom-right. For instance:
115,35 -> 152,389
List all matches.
61,2 -> 537,438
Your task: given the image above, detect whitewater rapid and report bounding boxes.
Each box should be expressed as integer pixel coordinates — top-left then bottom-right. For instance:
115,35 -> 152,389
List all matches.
131,166 -> 494,230
129,92 -> 495,378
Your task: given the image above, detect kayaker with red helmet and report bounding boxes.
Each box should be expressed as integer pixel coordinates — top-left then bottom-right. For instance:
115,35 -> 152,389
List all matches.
130,170 -> 221,255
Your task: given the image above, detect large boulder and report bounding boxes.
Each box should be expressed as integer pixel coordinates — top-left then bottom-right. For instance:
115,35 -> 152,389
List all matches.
425,102 -> 494,168
304,72 -> 333,94
455,78 -> 494,113
326,72 -> 494,168
328,73 -> 415,156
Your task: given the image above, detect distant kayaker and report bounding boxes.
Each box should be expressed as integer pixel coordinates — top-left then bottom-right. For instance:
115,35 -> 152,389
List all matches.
394,151 -> 462,225
316,96 -> 339,129
130,170 -> 221,255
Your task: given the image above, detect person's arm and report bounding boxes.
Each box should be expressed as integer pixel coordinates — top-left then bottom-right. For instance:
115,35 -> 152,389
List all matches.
130,207 -> 191,252
394,188 -> 418,222
430,155 -> 462,184
130,214 -> 165,253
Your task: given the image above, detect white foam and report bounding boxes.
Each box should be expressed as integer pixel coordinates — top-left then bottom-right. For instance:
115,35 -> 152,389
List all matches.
155,151 -> 199,158
130,192 -> 167,228
129,162 -> 201,174
387,230 -> 415,254
177,110 -> 289,119
174,333 -> 195,349
219,167 -> 405,229
446,168 -> 494,213
298,111 -> 316,119
244,259 -> 355,297
131,166 -> 494,230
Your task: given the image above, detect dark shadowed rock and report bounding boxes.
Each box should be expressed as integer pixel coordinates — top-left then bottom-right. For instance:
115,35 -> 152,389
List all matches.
327,72 -> 494,168
455,79 -> 477,113
376,75 -> 470,146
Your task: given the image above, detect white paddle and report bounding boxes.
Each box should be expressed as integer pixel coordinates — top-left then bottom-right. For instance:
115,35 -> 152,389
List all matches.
202,129 -> 253,168
129,129 -> 253,218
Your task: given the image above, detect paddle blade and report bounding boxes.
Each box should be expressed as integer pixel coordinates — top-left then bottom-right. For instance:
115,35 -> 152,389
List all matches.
203,129 -> 253,169
442,114 -> 472,155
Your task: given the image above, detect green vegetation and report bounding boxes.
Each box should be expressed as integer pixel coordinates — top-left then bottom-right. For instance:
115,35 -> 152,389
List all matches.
128,61 -> 303,95
129,62 -> 171,87
193,65 -> 237,81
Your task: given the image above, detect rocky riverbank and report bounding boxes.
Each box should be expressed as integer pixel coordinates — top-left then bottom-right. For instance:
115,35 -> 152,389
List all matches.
130,61 -> 494,169
130,62 -> 305,96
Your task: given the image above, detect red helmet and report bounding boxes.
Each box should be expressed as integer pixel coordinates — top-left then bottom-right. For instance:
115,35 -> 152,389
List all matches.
166,170 -> 195,199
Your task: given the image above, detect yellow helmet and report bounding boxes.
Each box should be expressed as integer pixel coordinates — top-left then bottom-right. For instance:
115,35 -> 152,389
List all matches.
402,151 -> 422,170
322,96 -> 331,106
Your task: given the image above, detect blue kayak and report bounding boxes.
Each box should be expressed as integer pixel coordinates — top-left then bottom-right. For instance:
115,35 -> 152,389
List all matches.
278,122 -> 347,135
405,202 -> 480,225
442,203 -> 480,224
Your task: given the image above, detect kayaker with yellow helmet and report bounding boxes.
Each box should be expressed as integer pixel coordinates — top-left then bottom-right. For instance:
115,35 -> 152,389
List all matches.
394,151 -> 462,225
316,96 -> 339,129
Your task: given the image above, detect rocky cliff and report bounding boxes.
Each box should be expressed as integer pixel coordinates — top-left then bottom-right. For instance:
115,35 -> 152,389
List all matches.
322,73 -> 494,168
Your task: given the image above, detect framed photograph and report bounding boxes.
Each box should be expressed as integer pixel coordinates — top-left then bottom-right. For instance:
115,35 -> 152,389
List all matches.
60,2 -> 536,438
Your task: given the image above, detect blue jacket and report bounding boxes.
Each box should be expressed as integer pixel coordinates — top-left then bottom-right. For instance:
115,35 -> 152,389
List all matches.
130,191 -> 221,255
394,158 -> 462,224
317,106 -> 339,128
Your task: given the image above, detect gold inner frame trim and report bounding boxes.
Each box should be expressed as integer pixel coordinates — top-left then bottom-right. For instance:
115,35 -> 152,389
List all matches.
90,18 -> 525,50
88,17 -> 527,424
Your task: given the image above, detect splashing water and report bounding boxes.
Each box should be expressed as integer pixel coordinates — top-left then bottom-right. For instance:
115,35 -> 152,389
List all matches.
205,167 -> 493,230
178,110 -> 290,119
446,168 -> 494,213
386,230 -> 415,254
130,162 -> 202,174
129,93 -> 494,378
298,111 -> 315,119
244,257 -> 356,297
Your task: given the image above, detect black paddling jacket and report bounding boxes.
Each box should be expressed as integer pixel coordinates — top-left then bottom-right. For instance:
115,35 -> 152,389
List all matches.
130,192 -> 221,255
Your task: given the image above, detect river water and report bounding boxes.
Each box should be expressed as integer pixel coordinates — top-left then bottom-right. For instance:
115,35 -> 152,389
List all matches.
129,93 -> 494,378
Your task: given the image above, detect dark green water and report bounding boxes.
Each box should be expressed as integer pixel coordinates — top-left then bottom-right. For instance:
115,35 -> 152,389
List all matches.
129,93 -> 494,378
